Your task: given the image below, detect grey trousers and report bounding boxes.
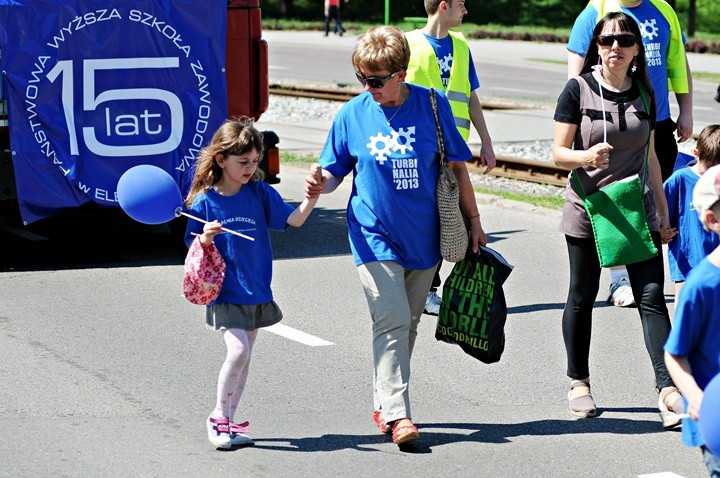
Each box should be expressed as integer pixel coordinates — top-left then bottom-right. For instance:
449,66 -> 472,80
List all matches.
357,260 -> 438,423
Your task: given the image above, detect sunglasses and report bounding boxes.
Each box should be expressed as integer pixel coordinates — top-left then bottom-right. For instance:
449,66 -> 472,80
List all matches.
597,33 -> 637,47
355,71 -> 397,89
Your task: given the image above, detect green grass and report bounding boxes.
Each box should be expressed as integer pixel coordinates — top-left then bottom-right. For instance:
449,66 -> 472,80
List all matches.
281,151 -> 318,165
467,23 -> 569,36
475,186 -> 564,210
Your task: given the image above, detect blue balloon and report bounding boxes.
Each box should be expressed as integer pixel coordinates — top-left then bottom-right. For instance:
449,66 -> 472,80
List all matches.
700,372 -> 720,456
117,165 -> 183,225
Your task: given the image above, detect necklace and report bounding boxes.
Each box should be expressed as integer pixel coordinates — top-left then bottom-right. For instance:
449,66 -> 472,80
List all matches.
385,84 -> 408,125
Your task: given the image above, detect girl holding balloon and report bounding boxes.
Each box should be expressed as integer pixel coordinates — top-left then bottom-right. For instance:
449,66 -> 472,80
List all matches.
664,164 -> 720,476
184,117 -> 321,449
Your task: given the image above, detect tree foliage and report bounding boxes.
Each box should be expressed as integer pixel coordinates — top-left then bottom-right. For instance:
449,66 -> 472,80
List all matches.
260,0 -> 720,35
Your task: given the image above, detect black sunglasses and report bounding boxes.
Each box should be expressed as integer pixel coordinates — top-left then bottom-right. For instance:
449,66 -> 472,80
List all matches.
597,33 -> 637,47
355,71 -> 397,89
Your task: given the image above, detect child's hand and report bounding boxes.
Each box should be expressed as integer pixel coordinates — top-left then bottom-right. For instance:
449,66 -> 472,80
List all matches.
659,223 -> 678,244
305,163 -> 324,199
687,393 -> 703,421
200,220 -> 222,245
312,164 -> 323,184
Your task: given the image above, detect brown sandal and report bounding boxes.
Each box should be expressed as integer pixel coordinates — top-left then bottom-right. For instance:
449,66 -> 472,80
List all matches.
391,418 -> 419,445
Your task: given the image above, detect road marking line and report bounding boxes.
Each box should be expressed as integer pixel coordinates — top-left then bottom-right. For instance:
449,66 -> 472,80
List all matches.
264,323 -> 334,346
638,472 -> 686,477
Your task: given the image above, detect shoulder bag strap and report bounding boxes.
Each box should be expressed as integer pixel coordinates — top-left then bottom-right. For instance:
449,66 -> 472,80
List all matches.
571,168 -> 586,200
429,88 -> 446,164
570,77 -> 589,200
637,82 -> 651,191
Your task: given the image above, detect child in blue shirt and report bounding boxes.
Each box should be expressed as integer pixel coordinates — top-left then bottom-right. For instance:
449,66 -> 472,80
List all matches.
184,117 -> 320,449
664,124 -> 720,304
664,163 -> 720,476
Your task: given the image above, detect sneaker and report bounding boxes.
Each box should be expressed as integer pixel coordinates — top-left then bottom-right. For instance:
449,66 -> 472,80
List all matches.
229,420 -> 253,446
608,277 -> 635,307
424,291 -> 441,316
207,416 -> 232,449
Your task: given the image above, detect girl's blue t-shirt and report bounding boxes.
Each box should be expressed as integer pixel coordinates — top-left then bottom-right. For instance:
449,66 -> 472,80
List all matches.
567,2 -> 682,122
664,165 -> 720,281
184,182 -> 294,305
319,84 -> 472,269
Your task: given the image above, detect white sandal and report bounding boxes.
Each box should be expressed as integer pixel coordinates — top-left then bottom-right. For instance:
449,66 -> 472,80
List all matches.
568,379 -> 596,418
658,387 -> 683,429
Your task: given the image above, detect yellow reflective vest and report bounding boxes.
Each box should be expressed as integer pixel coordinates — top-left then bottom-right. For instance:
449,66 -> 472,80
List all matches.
589,0 -> 688,93
406,30 -> 472,140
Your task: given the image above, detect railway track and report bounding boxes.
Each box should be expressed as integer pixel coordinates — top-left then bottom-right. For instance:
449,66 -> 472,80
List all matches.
268,84 -> 541,110
269,84 -> 359,102
269,84 -> 571,187
468,155 -> 568,187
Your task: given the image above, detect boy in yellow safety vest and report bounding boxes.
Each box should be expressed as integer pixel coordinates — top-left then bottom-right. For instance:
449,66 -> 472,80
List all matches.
405,0 -> 496,316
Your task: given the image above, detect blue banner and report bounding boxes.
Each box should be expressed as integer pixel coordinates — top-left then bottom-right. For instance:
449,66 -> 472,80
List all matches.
0,0 -> 228,224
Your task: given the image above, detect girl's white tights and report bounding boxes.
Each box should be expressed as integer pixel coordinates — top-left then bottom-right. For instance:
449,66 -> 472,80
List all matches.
210,328 -> 258,421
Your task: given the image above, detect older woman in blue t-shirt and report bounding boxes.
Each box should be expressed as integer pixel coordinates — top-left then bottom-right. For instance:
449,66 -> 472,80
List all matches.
304,25 -> 486,447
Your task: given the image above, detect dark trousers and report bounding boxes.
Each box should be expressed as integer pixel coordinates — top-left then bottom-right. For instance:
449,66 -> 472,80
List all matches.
324,6 -> 343,35
562,232 -> 673,390
655,118 -> 679,183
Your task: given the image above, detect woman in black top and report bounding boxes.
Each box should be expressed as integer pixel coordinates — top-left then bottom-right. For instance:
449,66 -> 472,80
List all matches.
552,11 -> 682,429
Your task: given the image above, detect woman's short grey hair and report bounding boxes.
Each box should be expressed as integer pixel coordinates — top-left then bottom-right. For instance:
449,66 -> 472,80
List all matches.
352,25 -> 410,74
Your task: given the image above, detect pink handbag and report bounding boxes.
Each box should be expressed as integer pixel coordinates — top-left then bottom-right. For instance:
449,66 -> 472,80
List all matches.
183,236 -> 226,305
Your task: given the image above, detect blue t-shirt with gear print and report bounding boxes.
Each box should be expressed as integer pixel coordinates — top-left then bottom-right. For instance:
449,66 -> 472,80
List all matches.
422,33 -> 480,91
319,83 -> 472,269
567,2 -> 682,122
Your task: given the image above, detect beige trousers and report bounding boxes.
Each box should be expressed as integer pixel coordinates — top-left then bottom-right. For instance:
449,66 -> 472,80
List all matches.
357,260 -> 438,423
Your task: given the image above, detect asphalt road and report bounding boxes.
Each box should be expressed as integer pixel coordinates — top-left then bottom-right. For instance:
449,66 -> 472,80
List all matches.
0,165 -> 709,477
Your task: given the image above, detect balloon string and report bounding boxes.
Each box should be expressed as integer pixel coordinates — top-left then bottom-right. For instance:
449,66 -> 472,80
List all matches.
179,211 -> 255,241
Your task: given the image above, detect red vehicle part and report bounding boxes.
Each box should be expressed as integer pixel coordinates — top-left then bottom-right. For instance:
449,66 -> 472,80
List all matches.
226,0 -> 280,183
